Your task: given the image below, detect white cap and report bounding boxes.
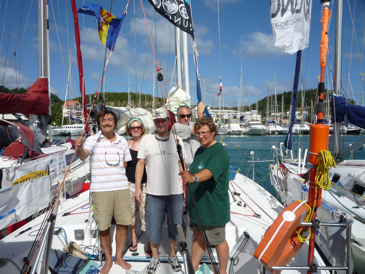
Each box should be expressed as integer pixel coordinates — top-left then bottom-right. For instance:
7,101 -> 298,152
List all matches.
153,107 -> 169,120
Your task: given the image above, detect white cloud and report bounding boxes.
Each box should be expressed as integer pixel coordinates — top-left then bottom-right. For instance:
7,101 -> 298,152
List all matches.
233,32 -> 286,59
90,71 -> 101,82
0,61 -> 34,89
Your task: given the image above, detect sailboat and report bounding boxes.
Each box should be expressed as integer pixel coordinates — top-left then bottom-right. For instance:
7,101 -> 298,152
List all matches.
269,0 -> 364,272
0,0 -> 91,237
0,1 -> 337,273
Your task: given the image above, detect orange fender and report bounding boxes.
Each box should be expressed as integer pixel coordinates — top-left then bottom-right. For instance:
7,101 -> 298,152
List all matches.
254,200 -> 310,273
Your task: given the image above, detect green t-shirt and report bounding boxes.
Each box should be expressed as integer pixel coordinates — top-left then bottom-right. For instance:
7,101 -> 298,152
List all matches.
187,142 -> 230,227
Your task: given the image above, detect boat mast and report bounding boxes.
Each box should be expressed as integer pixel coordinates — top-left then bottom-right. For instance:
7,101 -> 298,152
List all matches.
361,73 -> 364,106
238,60 -> 242,122
281,95 -> 284,123
128,76 -> 131,107
274,75 -> 278,122
213,69 -> 215,122
332,0 -> 343,157
38,0 -> 50,137
152,72 -> 155,109
266,76 -> 270,124
203,77 -> 206,103
63,57 -> 72,126
182,31 -> 189,100
175,27 -> 182,88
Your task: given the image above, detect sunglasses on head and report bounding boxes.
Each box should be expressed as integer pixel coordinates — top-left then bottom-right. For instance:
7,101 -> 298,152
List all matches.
179,114 -> 191,118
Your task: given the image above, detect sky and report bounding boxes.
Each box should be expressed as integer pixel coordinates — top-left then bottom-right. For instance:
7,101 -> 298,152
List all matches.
1,0 -> 364,111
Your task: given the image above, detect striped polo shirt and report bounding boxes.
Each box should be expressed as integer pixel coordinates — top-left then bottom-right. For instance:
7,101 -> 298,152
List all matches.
84,131 -> 131,192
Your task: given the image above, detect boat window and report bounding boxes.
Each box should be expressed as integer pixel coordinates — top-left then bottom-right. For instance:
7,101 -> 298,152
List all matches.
331,173 -> 341,184
0,126 -> 13,147
8,125 -> 20,142
352,183 -> 365,196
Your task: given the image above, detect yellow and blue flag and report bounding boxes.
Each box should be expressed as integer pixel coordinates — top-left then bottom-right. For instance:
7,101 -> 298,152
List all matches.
78,4 -> 125,51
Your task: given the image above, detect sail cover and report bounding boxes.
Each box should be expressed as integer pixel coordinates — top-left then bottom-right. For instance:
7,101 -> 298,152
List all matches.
148,0 -> 194,39
0,78 -> 49,116
332,95 -> 365,129
270,0 -> 312,54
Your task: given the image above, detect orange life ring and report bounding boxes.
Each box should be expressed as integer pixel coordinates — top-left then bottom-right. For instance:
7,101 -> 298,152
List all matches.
254,200 -> 310,273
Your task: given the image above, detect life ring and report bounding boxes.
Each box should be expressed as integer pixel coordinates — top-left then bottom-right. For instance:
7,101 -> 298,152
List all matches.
254,200 -> 310,273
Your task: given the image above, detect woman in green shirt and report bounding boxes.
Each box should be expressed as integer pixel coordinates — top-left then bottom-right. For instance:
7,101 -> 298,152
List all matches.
179,116 -> 230,274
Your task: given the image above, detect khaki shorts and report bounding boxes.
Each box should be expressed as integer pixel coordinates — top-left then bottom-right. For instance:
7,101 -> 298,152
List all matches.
190,222 -> 226,246
92,189 -> 132,231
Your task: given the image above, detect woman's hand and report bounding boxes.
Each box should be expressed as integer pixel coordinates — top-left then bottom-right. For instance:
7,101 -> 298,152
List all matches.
135,187 -> 143,202
179,170 -> 193,183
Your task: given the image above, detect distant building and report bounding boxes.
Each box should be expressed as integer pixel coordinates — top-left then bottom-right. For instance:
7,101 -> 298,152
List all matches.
62,101 -> 83,122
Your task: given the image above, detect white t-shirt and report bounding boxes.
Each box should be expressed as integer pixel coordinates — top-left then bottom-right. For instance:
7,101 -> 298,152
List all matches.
84,131 -> 131,192
137,132 -> 185,196
173,122 -> 200,168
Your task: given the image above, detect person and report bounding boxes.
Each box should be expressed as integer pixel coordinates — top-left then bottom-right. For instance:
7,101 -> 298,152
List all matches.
135,106 -> 186,274
173,102 -> 205,168
124,118 -> 151,256
75,110 -> 132,274
179,116 -> 230,274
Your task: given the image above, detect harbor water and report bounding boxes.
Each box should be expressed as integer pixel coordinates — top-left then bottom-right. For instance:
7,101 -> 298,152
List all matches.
54,133 -> 365,196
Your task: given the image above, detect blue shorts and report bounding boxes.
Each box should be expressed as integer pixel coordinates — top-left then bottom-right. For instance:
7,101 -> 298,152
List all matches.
145,194 -> 184,244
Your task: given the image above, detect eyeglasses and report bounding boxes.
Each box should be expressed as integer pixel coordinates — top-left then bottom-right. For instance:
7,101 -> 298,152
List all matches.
196,131 -> 211,137
179,114 -> 191,118
105,152 -> 120,166
130,126 -> 142,131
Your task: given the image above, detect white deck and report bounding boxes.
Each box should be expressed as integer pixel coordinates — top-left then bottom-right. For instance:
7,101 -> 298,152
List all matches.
0,173 -> 330,273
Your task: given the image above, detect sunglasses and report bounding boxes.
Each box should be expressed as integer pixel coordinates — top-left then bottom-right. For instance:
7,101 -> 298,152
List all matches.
130,126 -> 142,130
179,114 -> 191,118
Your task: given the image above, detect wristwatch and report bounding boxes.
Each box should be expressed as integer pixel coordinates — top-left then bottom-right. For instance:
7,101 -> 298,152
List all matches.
192,175 -> 198,183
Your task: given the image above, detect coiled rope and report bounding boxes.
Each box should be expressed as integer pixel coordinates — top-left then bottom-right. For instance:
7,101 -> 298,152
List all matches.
296,150 -> 336,243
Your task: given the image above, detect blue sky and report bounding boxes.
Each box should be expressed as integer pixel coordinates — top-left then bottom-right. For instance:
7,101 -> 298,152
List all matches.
1,0 -> 364,110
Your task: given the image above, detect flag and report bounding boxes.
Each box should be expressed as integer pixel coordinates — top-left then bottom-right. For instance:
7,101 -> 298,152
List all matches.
148,0 -> 194,39
78,4 -> 125,51
270,0 -> 313,54
218,79 -> 222,96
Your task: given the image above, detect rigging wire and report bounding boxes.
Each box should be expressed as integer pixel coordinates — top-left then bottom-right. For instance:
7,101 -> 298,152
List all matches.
50,0 -> 68,79
134,0 -> 139,104
0,0 -> 10,58
1,0 -> 15,87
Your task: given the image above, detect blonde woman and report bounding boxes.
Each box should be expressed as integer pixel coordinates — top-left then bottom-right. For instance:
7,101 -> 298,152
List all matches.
125,118 -> 151,256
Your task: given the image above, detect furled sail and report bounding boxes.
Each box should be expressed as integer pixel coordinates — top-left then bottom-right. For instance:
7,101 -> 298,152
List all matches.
332,95 -> 365,129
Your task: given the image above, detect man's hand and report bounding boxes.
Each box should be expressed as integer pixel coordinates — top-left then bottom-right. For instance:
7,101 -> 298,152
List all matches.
135,187 -> 143,202
179,170 -> 193,183
197,102 -> 206,118
75,136 -> 84,151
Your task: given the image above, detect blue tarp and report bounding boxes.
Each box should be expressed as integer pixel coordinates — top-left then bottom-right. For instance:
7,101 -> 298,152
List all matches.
332,96 -> 365,128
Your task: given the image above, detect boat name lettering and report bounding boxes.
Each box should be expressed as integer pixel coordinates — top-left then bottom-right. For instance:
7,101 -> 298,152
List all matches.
272,16 -> 305,29
12,170 -> 50,186
271,0 -> 311,22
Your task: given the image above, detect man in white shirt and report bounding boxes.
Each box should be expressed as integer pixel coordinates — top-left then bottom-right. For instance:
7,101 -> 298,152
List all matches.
76,110 -> 132,274
135,107 -> 186,274
173,102 -> 205,167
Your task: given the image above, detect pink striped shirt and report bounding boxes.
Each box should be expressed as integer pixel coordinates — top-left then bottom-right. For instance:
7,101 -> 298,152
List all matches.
84,131 -> 131,192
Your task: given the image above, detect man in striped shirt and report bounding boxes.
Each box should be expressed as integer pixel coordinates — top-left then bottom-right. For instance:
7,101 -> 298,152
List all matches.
76,109 -> 132,274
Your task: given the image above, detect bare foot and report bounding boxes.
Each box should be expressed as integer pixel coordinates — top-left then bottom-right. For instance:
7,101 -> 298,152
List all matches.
114,257 -> 132,270
100,260 -> 113,274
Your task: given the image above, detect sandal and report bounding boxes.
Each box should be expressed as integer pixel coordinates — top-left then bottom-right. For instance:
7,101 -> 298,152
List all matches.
129,244 -> 138,252
145,249 -> 152,258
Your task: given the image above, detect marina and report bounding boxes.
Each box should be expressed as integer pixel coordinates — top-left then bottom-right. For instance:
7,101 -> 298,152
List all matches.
0,0 -> 364,273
